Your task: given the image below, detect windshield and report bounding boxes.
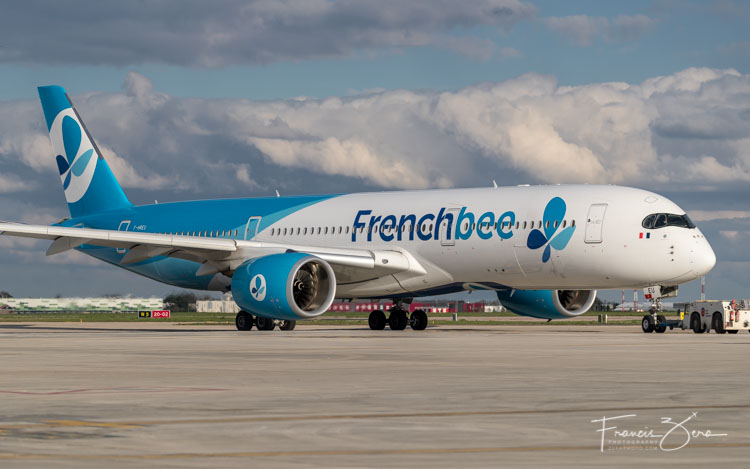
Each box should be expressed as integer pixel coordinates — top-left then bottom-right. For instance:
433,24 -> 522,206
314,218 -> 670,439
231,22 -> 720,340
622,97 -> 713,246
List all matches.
642,213 -> 695,229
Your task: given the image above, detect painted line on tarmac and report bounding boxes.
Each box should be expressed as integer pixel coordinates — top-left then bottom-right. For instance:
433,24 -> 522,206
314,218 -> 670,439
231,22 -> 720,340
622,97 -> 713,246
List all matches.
1,403 -> 748,431
0,442 -> 749,460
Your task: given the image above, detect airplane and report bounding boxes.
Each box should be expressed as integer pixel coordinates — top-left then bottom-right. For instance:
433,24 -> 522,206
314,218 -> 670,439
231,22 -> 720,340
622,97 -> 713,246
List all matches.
0,86 -> 716,331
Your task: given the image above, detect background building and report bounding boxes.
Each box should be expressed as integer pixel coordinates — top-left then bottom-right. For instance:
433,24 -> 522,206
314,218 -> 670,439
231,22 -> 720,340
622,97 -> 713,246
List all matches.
0,298 -> 164,313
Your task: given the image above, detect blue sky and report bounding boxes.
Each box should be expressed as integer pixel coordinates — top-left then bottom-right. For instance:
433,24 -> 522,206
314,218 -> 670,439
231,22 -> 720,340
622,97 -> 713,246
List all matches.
1,0 -> 749,303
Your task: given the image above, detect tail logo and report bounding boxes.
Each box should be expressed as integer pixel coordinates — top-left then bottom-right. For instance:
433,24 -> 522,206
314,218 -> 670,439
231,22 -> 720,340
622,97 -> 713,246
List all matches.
49,109 -> 98,204
250,274 -> 267,301
526,197 -> 576,263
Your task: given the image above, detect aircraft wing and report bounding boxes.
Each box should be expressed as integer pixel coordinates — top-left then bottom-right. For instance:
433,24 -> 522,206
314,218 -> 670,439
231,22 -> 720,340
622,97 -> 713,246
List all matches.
0,222 -> 427,280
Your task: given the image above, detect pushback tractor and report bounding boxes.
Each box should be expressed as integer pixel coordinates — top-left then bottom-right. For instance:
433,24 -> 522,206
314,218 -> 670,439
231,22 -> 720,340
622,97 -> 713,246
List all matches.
641,298 -> 750,334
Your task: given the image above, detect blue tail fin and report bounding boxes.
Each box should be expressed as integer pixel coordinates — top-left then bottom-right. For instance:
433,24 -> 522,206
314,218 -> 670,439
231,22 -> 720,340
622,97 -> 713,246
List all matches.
38,86 -> 131,218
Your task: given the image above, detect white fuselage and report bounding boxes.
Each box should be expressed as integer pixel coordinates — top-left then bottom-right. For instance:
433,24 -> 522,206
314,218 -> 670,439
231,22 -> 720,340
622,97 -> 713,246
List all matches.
248,185 -> 715,298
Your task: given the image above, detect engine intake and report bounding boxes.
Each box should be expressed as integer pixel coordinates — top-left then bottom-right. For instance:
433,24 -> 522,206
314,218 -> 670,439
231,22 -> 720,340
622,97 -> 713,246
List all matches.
496,289 -> 597,320
232,252 -> 336,321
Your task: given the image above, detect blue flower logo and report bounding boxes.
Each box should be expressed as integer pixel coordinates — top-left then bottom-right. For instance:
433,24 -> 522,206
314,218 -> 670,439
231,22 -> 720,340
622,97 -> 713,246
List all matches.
51,111 -> 97,203
526,197 -> 576,263
250,274 -> 266,301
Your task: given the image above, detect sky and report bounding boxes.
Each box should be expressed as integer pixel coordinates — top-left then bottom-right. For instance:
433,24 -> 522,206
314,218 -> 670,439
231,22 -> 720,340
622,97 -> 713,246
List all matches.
0,0 -> 749,304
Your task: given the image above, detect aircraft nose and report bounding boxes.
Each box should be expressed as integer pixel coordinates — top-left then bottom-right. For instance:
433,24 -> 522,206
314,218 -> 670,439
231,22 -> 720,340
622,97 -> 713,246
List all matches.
691,238 -> 716,276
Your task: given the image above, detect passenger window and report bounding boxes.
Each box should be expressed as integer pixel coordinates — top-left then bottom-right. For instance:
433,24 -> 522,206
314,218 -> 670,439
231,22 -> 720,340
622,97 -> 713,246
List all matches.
571,220 -> 575,227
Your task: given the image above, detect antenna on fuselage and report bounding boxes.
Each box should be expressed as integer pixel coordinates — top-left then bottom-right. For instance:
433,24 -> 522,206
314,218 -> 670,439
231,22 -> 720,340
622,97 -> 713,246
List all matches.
275,190 -> 280,198
492,180 -> 498,188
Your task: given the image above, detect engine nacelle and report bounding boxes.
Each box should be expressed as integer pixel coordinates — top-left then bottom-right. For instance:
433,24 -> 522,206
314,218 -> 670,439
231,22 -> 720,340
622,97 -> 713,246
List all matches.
496,289 -> 597,320
231,252 -> 336,321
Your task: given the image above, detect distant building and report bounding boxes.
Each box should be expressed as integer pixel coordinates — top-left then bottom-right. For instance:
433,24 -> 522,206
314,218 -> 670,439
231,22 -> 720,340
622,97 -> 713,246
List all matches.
0,298 -> 164,313
196,300 -> 240,313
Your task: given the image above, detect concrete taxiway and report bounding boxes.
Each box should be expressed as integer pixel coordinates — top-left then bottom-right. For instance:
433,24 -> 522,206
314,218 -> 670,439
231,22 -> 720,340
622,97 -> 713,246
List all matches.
0,323 -> 748,468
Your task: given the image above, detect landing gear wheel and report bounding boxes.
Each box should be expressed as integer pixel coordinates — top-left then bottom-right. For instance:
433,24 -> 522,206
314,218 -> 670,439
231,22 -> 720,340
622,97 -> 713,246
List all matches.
712,313 -> 725,334
256,316 -> 276,331
655,314 -> 667,333
641,315 -> 655,333
279,320 -> 296,331
368,310 -> 386,330
236,311 -> 254,331
727,330 -> 739,334
691,312 -> 705,334
410,309 -> 428,330
389,309 -> 408,330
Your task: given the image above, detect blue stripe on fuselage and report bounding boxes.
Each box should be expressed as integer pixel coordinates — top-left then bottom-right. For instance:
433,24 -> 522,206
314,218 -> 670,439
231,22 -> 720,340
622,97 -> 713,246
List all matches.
59,194 -> 339,290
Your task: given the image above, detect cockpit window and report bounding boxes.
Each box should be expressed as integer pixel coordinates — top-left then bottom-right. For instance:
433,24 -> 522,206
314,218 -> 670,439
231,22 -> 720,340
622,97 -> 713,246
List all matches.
642,213 -> 695,229
654,214 -> 667,228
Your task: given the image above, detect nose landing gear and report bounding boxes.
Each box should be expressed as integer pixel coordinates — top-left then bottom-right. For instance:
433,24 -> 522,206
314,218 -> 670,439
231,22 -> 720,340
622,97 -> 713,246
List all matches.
641,285 -> 681,333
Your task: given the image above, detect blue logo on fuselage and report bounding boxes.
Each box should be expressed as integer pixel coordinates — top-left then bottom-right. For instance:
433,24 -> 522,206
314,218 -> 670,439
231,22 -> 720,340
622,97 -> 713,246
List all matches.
526,197 -> 576,263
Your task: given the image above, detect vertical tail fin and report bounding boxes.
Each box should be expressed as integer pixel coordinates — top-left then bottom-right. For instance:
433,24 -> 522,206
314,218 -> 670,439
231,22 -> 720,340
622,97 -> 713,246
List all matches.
38,86 -> 131,218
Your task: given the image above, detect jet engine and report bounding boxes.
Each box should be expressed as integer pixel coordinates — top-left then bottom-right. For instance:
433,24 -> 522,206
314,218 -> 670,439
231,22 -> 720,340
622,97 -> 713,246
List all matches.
496,289 -> 597,320
231,252 -> 336,321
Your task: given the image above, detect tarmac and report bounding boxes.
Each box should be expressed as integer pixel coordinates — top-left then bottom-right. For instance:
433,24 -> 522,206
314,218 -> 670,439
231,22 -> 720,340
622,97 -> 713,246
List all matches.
0,322 -> 748,468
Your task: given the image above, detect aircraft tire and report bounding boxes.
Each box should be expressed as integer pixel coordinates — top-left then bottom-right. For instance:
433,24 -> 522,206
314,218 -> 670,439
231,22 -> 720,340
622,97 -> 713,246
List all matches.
655,314 -> 666,333
410,309 -> 428,330
236,311 -> 254,331
641,315 -> 655,333
389,309 -> 408,330
727,330 -> 738,334
279,320 -> 296,331
368,310 -> 386,330
256,316 -> 276,331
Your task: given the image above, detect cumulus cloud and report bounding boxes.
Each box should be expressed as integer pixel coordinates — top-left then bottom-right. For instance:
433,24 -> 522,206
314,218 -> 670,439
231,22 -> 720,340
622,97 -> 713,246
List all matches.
0,0 -> 536,66
689,210 -> 750,222
0,174 -> 33,194
2,68 -> 750,210
544,14 -> 654,46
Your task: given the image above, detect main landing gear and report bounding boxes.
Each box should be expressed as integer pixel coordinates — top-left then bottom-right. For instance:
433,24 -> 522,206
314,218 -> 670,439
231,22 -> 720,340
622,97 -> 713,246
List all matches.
368,306 -> 428,331
235,311 -> 296,331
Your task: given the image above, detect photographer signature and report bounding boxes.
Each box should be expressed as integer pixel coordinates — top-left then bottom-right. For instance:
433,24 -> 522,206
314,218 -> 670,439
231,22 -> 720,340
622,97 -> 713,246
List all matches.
591,412 -> 728,452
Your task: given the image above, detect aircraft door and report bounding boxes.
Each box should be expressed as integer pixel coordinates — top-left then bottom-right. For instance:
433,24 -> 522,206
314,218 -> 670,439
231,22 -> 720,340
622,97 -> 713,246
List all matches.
244,216 -> 262,240
116,220 -> 131,254
439,208 -> 459,246
584,204 -> 607,244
